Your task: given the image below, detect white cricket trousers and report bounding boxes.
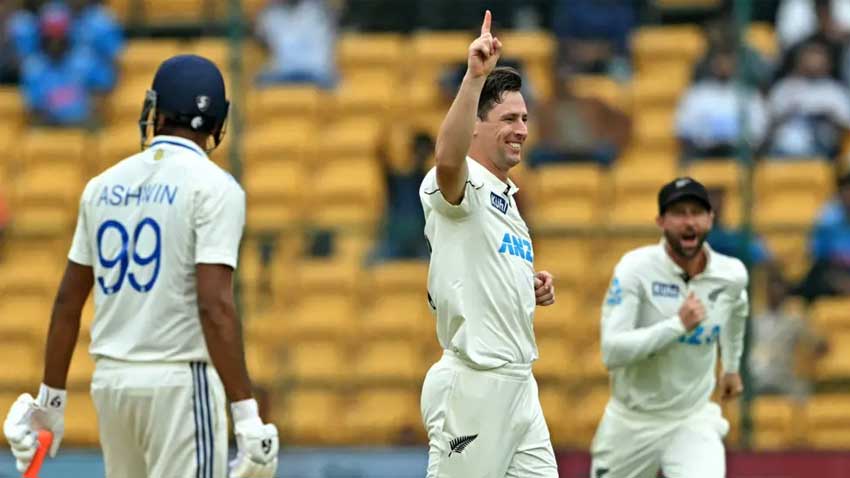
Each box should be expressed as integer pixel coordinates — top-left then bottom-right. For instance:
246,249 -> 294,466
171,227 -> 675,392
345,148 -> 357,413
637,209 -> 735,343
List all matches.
91,358 -> 228,478
420,350 -> 558,478
590,400 -> 730,478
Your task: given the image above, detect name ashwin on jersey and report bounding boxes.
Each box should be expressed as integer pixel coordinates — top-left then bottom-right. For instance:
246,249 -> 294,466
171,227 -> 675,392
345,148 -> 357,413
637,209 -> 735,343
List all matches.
96,184 -> 179,207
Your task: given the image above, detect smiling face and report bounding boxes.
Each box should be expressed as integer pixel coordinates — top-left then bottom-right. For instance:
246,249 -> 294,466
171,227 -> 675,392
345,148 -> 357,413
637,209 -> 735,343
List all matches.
656,199 -> 715,260
473,90 -> 529,172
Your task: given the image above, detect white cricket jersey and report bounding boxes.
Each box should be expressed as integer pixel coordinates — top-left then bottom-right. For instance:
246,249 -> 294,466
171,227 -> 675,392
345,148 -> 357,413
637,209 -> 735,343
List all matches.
600,241 -> 748,418
68,135 -> 245,363
420,157 -> 538,369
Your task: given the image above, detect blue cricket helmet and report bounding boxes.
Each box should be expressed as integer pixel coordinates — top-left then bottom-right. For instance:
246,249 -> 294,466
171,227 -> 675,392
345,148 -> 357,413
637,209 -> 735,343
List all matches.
139,54 -> 230,151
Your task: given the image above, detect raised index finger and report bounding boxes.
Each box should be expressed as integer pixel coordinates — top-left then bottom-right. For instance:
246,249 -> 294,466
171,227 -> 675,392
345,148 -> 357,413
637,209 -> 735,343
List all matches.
481,9 -> 491,36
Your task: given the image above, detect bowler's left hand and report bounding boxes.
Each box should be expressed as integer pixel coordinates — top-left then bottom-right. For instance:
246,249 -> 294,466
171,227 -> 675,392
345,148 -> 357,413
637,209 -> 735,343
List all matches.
534,271 -> 555,306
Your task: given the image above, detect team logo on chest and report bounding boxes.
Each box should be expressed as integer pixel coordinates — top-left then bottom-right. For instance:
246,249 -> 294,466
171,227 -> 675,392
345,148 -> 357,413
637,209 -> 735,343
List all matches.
652,282 -> 680,298
498,232 -> 533,263
490,192 -> 508,214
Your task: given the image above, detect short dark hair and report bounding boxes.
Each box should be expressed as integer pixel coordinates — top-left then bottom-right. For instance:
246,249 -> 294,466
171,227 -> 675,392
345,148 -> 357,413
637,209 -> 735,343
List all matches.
477,66 -> 522,120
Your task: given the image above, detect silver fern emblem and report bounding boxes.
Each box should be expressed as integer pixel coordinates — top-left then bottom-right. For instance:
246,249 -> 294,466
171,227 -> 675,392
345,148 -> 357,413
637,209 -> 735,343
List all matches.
449,434 -> 478,456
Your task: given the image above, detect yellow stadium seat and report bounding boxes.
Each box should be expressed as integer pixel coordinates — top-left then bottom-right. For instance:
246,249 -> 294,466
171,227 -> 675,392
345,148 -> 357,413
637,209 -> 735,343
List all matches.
242,118 -> 317,165
569,75 -> 628,112
338,33 -> 404,70
346,387 -> 421,444
0,293 -> 51,338
811,297 -> 850,332
110,75 -> 157,123
242,161 -> 302,231
296,259 -> 361,297
747,22 -> 778,59
751,396 -> 799,450
534,336 -> 575,382
274,389 -> 346,444
141,0 -> 204,24
593,237 -> 657,288
285,296 -> 356,340
610,194 -> 660,227
13,163 -> 85,212
0,87 -> 25,124
316,118 -> 383,159
500,30 -> 556,64
410,32 -> 473,68
0,340 -> 40,388
532,287 -> 579,335
532,163 -> 604,227
631,109 -> 677,152
360,292 -> 431,339
614,161 -> 675,198
309,160 -> 384,227
186,39 -> 230,73
537,384 -> 572,447
632,25 -> 706,70
803,394 -> 850,449
334,71 -> 396,116
21,128 -> 89,167
365,260 -> 428,295
573,385 -> 610,449
631,65 -> 691,109
533,237 -> 592,286
754,191 -> 823,229
353,338 -> 422,383
244,340 -> 280,386
762,231 -> 809,280
756,159 -> 835,202
96,124 -> 141,171
578,343 -> 608,382
816,332 -> 850,381
120,39 -> 182,78
684,159 -> 743,193
8,205 -> 75,237
283,340 -> 348,384
62,390 -> 100,446
246,86 -> 322,125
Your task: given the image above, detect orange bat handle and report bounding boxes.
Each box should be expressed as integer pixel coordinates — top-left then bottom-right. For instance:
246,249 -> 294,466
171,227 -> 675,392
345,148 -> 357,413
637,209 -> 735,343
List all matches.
22,430 -> 52,478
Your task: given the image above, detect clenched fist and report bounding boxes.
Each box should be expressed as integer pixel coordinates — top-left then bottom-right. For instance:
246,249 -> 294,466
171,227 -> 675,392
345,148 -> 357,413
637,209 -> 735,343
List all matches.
678,292 -> 705,331
467,10 -> 503,79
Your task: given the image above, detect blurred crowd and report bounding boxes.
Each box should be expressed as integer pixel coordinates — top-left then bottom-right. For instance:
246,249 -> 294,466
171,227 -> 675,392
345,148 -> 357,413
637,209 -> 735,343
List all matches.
4,0 -> 850,405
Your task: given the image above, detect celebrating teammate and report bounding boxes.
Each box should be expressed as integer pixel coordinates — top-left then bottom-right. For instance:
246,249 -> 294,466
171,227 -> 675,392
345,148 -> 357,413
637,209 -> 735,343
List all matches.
3,55 -> 278,478
418,10 -> 558,478
591,177 -> 749,478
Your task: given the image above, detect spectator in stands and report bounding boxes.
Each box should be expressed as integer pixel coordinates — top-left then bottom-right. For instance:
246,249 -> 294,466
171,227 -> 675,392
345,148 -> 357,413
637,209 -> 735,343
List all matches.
368,132 -> 433,263
528,69 -> 631,167
692,16 -> 774,89
777,0 -> 849,81
0,0 -> 38,84
67,0 -> 124,64
676,47 -> 769,160
255,0 -> 337,89
552,0 -> 635,79
764,40 -> 850,158
705,187 -> 775,268
796,165 -> 850,300
777,0 -> 850,54
439,59 -> 535,109
20,2 -> 115,126
750,272 -> 827,402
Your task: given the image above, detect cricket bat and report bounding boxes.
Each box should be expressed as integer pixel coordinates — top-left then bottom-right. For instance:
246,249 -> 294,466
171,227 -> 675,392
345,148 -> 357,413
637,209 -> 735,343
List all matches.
22,430 -> 52,478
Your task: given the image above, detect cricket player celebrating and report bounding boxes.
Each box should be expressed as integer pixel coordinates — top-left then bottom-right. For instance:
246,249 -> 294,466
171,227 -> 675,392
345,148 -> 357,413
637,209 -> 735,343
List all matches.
591,177 -> 749,478
3,55 -> 278,478
419,10 -> 558,478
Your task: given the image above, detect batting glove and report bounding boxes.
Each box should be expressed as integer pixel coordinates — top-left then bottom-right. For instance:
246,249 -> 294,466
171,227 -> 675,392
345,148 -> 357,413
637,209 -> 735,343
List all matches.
3,384 -> 66,472
228,399 -> 278,478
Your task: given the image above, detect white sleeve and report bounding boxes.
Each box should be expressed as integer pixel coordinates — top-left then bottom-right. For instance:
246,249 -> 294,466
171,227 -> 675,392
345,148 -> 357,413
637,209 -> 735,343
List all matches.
600,261 -> 687,370
721,287 -> 749,374
194,180 -> 245,269
68,182 -> 94,266
420,168 -> 485,220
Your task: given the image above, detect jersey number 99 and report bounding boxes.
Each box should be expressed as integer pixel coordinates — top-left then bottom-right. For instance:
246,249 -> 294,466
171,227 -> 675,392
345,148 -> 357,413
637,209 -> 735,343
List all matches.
96,218 -> 161,295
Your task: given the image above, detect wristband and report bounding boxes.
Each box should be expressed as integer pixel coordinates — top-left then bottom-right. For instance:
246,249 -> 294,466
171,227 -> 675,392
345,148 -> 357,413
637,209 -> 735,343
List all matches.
36,383 -> 67,412
230,398 -> 260,425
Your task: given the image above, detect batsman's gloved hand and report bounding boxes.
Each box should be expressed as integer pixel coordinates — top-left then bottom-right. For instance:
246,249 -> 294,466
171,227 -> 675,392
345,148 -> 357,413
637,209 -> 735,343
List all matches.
3,384 -> 66,472
228,399 -> 278,478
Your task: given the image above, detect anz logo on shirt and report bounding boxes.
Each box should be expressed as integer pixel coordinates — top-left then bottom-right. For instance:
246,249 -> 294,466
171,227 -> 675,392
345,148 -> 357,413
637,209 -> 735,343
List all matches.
498,233 -> 533,263
679,324 -> 721,346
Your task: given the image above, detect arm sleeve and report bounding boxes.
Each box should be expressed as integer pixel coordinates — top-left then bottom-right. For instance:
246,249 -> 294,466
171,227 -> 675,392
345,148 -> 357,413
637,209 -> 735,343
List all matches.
600,263 -> 687,370
721,287 -> 749,374
420,168 -> 485,220
68,183 -> 93,266
194,180 -> 246,268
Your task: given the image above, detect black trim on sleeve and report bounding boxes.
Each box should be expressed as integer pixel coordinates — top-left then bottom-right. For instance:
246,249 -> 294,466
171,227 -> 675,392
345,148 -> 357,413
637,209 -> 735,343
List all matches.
423,180 -> 483,196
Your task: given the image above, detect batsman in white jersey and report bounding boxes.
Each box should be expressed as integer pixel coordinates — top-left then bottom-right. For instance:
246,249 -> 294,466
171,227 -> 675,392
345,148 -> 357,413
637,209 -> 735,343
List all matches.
591,177 -> 749,478
3,55 -> 278,478
419,11 -> 558,478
